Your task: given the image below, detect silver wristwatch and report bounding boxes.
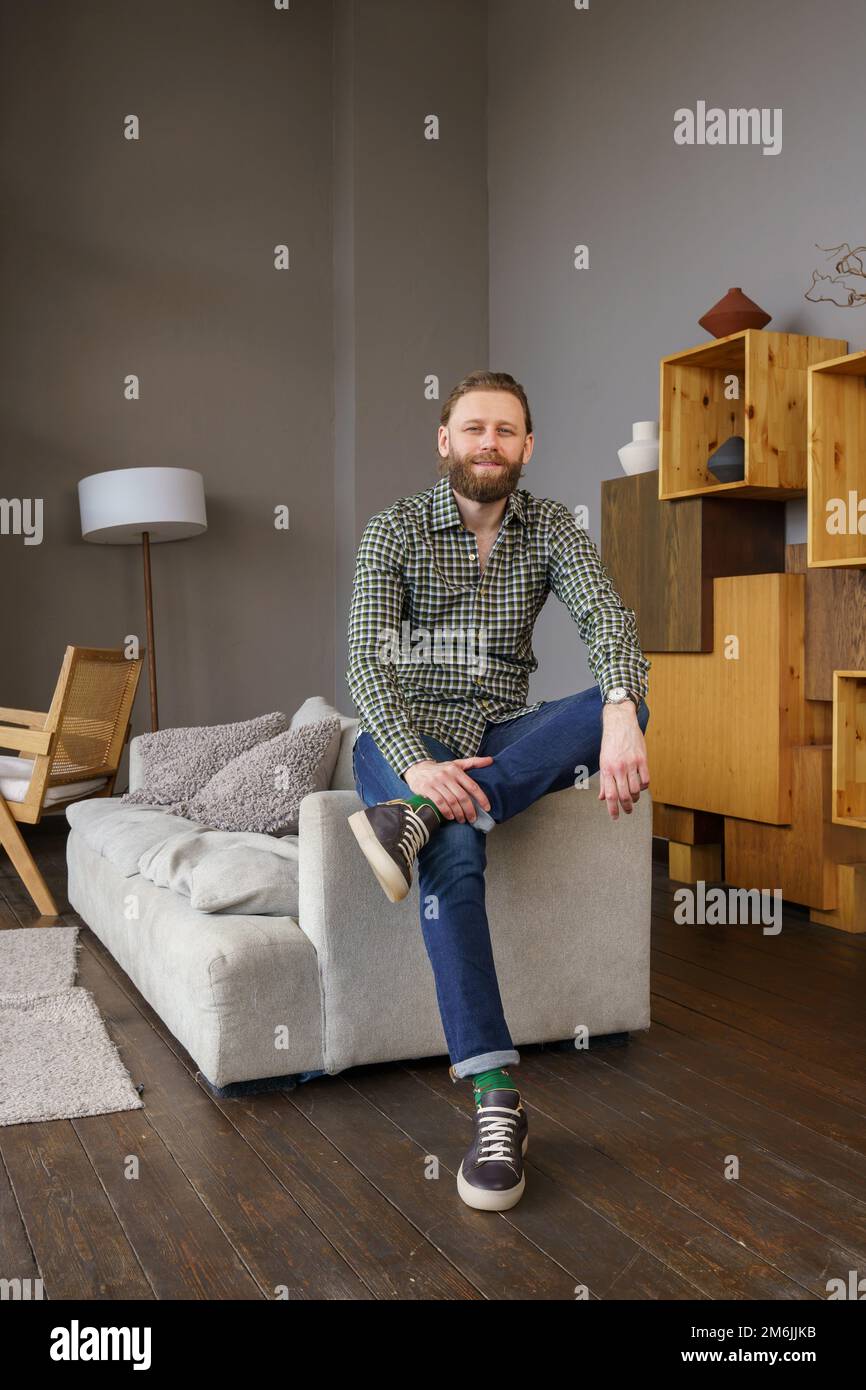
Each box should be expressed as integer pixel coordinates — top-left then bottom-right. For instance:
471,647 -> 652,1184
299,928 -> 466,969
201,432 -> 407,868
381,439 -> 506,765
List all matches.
604,686 -> 638,710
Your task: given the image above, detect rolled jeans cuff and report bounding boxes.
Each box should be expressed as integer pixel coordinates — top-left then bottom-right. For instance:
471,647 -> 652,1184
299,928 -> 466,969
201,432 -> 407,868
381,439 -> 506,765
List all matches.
449,1049 -> 521,1081
471,805 -> 496,833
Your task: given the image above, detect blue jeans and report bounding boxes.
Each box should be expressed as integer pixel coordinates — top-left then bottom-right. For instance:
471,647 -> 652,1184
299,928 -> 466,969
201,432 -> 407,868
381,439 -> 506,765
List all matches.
352,685 -> 650,1080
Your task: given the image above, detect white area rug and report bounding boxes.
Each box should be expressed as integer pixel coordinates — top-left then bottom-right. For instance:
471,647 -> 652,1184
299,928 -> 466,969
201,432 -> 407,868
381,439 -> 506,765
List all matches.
0,926 -> 143,1126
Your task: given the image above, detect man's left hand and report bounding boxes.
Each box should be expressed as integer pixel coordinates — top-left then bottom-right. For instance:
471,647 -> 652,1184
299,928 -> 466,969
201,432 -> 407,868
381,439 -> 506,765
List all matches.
598,702 -> 650,820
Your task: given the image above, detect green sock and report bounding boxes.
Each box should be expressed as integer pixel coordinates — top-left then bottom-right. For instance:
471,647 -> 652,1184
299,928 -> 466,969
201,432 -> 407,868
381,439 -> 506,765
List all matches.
471,1067 -> 518,1103
402,793 -> 443,824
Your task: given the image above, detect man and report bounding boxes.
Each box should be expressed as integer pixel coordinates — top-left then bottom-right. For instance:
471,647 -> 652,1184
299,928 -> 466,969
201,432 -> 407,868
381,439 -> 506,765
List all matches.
345,370 -> 651,1212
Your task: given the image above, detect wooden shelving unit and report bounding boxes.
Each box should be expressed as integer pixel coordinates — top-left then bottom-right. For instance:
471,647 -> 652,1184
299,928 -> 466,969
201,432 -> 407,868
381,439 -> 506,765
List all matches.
601,471 -> 785,652
808,348 -> 866,569
832,669 -> 866,827
659,329 -> 846,501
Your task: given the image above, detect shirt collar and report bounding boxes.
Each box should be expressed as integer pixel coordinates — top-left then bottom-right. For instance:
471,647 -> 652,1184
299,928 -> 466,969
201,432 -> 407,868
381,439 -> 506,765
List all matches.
429,474 -> 527,532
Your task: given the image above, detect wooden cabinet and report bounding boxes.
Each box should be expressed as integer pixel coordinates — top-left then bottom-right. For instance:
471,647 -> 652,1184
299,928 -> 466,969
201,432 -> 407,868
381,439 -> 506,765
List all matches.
644,573 -> 830,824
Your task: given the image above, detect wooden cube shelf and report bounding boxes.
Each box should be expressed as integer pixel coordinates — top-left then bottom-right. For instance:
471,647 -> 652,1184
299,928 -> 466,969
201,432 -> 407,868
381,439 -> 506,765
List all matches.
832,670 -> 866,827
602,471 -> 784,651
659,329 -> 846,501
808,349 -> 866,568
787,542 -> 866,701
725,743 -> 866,915
644,572 -> 831,823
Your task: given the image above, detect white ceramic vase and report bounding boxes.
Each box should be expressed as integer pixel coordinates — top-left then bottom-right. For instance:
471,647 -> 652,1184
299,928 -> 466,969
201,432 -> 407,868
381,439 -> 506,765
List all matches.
618,420 -> 659,475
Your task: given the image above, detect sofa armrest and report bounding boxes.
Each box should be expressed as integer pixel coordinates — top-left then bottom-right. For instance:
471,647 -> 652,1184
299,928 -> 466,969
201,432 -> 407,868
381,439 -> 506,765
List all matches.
297,789 -> 367,957
128,735 -> 145,792
296,781 -> 653,1076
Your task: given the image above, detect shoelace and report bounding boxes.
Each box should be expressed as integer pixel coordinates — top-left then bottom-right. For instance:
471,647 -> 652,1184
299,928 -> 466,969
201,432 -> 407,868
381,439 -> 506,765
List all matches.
396,808 -> 430,867
475,1104 -> 521,1164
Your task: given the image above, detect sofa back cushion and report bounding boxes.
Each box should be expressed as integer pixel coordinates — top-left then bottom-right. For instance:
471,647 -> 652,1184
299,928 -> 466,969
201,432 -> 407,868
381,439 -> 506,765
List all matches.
289,695 -> 358,792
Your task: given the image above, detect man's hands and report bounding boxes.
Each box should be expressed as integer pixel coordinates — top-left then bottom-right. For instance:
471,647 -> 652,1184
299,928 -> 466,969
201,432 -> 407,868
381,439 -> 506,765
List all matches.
402,704 -> 649,826
404,755 -> 493,823
599,702 -> 650,820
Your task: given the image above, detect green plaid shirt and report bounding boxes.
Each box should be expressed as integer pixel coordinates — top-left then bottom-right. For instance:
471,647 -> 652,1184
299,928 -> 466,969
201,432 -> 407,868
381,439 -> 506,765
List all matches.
346,474 -> 651,777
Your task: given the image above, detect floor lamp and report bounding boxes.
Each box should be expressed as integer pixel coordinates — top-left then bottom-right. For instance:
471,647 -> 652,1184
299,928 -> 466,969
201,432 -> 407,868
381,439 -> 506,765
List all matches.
77,467 -> 208,732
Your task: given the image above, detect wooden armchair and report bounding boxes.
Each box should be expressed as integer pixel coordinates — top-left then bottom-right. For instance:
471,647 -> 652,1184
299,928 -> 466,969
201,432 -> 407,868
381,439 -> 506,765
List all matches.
0,646 -> 142,917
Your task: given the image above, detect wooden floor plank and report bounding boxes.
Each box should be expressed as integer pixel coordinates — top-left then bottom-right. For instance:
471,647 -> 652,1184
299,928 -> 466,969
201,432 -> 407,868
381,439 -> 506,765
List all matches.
354,1059 -> 706,1300
640,1000 -> 866,1148
0,1150 -> 43,1293
650,912 -> 866,1034
288,1071 -> 579,1299
527,1049 -> 866,1267
415,1062 -> 815,1299
0,1121 -> 155,1300
651,953 -> 866,1082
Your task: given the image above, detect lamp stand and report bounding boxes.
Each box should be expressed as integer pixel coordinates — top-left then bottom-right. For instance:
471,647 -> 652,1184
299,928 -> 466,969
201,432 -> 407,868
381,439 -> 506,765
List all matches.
141,530 -> 159,731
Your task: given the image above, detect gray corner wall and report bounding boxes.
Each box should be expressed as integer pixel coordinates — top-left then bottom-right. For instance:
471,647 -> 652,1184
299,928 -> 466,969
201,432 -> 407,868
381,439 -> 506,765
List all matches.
488,0 -> 866,701
1,0 -> 335,745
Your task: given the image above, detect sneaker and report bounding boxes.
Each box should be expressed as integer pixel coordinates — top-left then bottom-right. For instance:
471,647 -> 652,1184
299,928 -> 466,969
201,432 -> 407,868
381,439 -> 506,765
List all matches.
457,1088 -> 528,1211
347,798 -> 441,903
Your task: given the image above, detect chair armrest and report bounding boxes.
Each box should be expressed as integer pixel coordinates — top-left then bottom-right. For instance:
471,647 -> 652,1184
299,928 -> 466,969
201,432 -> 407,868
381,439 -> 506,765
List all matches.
0,723 -> 52,755
0,708 -> 48,728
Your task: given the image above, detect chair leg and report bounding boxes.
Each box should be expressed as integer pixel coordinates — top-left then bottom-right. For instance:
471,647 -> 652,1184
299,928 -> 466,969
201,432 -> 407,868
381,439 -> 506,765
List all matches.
0,796 -> 60,917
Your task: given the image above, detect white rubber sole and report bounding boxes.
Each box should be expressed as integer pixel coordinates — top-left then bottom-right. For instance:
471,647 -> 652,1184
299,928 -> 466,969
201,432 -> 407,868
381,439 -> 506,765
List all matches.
457,1133 -> 529,1211
347,810 -> 409,903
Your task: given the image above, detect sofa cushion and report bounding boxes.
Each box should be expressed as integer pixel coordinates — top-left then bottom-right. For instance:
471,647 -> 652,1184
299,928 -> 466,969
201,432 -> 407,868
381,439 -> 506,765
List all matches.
177,717 -> 341,835
137,827 -> 300,916
0,755 -> 108,805
65,799 -> 206,876
290,694 -> 355,735
290,696 -> 358,791
121,711 -> 289,809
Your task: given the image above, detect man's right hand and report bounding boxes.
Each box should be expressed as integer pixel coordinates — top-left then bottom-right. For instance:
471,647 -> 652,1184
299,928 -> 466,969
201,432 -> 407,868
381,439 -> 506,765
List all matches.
403,756 -> 494,823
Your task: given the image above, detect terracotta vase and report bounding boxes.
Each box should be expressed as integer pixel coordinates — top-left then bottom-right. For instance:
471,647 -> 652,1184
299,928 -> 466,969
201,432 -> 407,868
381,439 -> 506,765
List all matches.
698,288 -> 771,338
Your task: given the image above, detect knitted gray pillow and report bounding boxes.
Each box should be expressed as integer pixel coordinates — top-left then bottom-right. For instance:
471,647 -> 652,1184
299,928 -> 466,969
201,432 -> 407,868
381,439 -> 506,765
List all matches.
121,711 -> 289,809
176,717 -> 342,835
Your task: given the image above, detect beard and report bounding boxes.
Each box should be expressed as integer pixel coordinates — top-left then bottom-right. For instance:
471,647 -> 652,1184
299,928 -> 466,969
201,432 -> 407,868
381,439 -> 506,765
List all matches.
437,446 -> 525,503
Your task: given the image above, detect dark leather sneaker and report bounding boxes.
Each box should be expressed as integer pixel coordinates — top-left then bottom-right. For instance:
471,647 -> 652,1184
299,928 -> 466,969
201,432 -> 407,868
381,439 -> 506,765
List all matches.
457,1088 -> 528,1211
347,798 -> 441,903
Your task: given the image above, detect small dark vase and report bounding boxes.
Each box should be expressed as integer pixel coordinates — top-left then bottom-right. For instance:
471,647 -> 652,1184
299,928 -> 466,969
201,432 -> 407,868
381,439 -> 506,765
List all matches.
707,434 -> 746,484
699,288 -> 771,338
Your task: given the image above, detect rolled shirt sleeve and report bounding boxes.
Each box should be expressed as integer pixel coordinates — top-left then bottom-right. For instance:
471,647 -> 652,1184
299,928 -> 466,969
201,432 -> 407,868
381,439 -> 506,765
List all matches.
547,504 -> 651,704
346,512 -> 434,777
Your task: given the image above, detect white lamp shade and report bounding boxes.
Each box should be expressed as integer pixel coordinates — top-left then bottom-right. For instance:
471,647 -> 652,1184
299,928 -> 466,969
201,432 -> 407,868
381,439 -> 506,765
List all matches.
78,467 -> 207,544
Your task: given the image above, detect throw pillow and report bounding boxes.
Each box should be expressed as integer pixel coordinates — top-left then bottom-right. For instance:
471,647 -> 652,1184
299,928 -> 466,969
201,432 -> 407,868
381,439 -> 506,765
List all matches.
121,711 -> 288,809
176,716 -> 341,835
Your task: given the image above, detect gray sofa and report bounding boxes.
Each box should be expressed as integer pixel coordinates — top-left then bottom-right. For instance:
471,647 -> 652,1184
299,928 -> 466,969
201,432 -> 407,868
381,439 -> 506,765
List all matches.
65,715 -> 653,1094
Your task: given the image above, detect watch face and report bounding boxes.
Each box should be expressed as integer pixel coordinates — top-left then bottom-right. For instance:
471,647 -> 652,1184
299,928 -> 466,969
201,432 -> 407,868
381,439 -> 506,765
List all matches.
607,687 -> 627,702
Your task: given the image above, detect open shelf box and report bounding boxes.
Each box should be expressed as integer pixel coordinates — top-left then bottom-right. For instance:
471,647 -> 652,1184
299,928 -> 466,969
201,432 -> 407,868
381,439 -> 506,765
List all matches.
808,348 -> 866,569
659,329 -> 846,501
832,670 -> 866,828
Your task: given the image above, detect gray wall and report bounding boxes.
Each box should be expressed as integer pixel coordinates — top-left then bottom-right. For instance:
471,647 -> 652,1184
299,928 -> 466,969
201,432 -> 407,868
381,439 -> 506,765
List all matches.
488,0 -> 866,702
0,0 -> 335,753
334,0 -> 488,710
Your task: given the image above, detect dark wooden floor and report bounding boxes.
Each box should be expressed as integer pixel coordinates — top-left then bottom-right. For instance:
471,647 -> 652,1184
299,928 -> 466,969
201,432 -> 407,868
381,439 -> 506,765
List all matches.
2,825 -> 865,1301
